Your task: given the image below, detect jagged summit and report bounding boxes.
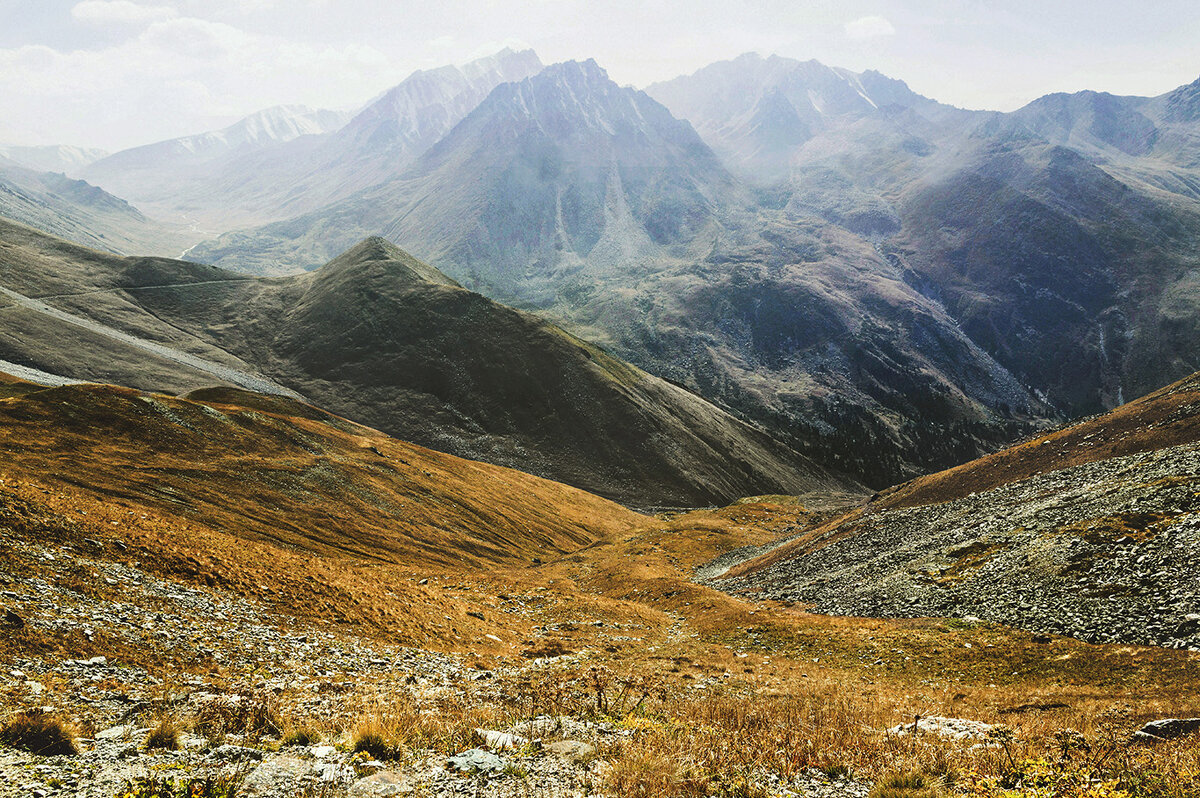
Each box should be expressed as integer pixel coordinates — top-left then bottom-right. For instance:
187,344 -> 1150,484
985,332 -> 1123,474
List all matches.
1163,74 -> 1200,122
470,58 -> 669,136
317,236 -> 461,288
644,52 -> 937,181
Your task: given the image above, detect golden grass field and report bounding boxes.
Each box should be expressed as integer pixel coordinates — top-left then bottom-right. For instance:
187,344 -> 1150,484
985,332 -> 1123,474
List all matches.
2,374 -> 1200,796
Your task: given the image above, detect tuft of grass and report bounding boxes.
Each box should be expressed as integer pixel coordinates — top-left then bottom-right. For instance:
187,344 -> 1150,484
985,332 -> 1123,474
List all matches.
282,724 -> 321,747
145,716 -> 180,751
0,709 -> 78,756
190,690 -> 280,742
350,719 -> 403,761
869,771 -> 944,798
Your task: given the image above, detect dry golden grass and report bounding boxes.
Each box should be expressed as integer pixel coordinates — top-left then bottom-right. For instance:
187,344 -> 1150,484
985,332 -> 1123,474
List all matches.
3,376 -> 1200,796
145,716 -> 180,751
0,709 -> 78,756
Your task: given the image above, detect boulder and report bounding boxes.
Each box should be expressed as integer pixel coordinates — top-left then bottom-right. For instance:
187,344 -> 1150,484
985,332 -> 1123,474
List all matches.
1133,718 -> 1200,742
446,748 -> 506,774
545,740 -> 596,764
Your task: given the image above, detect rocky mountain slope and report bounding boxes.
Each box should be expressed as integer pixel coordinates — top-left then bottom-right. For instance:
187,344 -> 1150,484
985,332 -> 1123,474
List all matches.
654,54 -> 1200,422
0,220 -> 852,507
186,59 -> 1045,488
0,144 -> 107,176
709,370 -> 1200,649
82,49 -> 543,233
0,159 -> 186,256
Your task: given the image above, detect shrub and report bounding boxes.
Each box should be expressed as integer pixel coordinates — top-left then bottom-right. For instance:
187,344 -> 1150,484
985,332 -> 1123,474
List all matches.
190,691 -> 280,742
282,724 -> 320,747
0,709 -> 78,755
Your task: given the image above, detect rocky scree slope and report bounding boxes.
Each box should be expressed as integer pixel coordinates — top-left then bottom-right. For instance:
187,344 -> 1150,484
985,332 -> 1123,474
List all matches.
0,433 -> 872,798
709,370 -> 1200,649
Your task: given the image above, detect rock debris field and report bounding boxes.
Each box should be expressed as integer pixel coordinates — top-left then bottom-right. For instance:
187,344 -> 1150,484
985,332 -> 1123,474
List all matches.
711,441 -> 1200,650
0,530 -> 871,797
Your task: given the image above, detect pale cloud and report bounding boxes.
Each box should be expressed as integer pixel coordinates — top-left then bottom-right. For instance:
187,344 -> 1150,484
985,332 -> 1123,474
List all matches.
844,15 -> 896,41
428,35 -> 456,49
466,37 -> 532,61
71,1 -> 177,26
0,14 -> 398,149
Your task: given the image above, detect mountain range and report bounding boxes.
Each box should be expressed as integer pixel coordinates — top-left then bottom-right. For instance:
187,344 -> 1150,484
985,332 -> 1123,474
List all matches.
0,218 -> 853,508
81,49 -> 544,234
11,49 -> 1200,490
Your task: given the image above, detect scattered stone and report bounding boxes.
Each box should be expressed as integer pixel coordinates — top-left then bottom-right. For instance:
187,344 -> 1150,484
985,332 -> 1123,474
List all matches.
888,716 -> 994,740
349,770 -> 412,796
3,609 -> 23,628
95,725 -> 131,740
309,744 -> 337,759
475,728 -> 526,750
207,743 -> 265,762
240,757 -> 311,797
545,740 -> 596,764
1133,718 -> 1200,742
446,748 -> 506,774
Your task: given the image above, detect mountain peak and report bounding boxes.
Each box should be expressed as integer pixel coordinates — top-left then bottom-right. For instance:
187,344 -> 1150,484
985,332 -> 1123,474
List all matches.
318,237 -> 460,288
538,58 -> 611,85
1164,74 -> 1200,122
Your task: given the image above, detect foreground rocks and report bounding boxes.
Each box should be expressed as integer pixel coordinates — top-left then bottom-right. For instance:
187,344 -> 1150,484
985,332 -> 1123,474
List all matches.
0,523 -> 875,798
1133,718 -> 1200,743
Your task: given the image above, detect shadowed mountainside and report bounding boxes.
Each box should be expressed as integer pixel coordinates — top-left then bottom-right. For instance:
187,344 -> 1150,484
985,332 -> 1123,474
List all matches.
0,220 -> 856,507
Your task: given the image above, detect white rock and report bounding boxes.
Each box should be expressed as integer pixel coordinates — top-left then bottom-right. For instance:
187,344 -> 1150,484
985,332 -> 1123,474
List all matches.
888,716 -> 994,740
475,728 -> 527,749
96,725 -> 130,741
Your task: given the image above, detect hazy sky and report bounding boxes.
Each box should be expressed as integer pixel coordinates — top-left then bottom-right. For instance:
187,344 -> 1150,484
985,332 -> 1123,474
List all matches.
2,0 -> 1199,151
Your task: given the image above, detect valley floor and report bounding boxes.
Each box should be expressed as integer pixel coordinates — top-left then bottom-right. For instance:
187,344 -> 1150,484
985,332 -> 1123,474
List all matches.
2,472 -> 1200,797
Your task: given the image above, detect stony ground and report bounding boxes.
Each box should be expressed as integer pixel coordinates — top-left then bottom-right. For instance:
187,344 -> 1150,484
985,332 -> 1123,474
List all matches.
710,440 -> 1200,649
0,530 -> 873,798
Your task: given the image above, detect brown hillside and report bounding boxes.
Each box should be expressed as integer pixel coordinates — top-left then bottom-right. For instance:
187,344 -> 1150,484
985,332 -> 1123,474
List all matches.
877,370 -> 1200,510
0,379 -> 641,569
